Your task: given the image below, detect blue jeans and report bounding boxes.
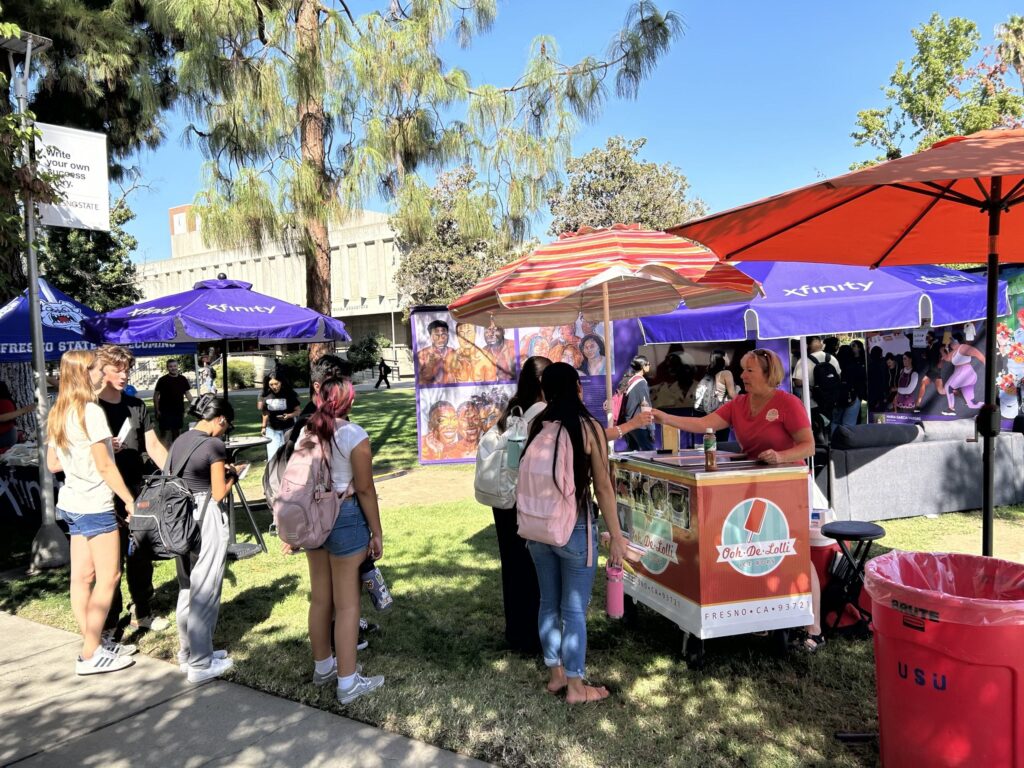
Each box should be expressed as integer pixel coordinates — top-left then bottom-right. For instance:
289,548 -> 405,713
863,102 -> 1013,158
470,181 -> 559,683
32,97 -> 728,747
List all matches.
528,520 -> 598,679
831,398 -> 861,434
265,428 -> 287,461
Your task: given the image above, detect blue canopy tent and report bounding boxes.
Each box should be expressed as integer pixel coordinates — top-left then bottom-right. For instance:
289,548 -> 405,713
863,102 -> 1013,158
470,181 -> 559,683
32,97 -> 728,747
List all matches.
0,278 -> 196,361
639,263 -> 1008,343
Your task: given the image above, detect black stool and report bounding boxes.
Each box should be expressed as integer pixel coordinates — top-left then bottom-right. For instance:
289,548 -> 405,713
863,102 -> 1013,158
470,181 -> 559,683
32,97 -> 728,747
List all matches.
820,520 -> 886,634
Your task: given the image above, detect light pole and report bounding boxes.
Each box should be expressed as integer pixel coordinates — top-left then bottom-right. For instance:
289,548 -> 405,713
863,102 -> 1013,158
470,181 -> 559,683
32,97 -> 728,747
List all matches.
1,31 -> 65,570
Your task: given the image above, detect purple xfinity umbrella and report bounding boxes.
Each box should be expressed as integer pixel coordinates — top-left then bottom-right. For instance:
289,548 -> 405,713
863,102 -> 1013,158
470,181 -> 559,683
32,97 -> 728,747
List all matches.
638,262 -> 1008,343
82,277 -> 349,344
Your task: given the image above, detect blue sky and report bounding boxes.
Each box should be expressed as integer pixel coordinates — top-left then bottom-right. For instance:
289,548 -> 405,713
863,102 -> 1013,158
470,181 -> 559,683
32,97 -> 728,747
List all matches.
122,1 -> 1019,265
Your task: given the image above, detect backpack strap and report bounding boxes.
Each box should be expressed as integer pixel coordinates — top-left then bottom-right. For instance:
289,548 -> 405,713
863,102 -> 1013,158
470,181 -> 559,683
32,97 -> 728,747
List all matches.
164,433 -> 214,478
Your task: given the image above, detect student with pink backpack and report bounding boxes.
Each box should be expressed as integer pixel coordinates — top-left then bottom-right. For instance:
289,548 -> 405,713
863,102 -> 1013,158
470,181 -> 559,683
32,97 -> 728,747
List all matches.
296,378 -> 386,704
517,362 -> 629,705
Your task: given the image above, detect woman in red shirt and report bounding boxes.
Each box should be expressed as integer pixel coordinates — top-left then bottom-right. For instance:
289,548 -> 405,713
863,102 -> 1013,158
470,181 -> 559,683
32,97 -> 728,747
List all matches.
653,348 -> 824,651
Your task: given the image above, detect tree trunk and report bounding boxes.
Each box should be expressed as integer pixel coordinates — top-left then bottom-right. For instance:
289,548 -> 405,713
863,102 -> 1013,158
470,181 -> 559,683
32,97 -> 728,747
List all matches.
297,0 -> 332,361
0,362 -> 38,435
0,79 -> 28,304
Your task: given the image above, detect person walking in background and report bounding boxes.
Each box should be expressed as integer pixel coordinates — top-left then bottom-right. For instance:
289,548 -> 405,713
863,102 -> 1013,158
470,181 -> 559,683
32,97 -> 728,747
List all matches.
46,350 -> 138,675
154,359 -> 193,446
300,377 -> 386,704
524,363 -> 629,704
94,345 -> 172,635
375,358 -> 392,389
0,381 -> 35,451
171,395 -> 239,683
259,371 -> 302,460
197,355 -> 217,395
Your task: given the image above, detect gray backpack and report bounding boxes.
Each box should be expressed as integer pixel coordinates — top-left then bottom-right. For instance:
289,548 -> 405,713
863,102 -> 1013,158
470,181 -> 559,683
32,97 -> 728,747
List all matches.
695,374 -> 723,414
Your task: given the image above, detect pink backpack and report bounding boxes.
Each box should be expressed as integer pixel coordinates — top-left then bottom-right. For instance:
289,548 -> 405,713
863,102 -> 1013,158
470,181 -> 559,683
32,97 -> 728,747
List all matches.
517,421 -> 587,553
273,430 -> 340,549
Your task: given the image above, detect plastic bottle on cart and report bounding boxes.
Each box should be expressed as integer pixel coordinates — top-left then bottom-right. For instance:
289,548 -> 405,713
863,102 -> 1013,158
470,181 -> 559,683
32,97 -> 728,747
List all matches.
606,564 -> 624,619
703,428 -> 717,471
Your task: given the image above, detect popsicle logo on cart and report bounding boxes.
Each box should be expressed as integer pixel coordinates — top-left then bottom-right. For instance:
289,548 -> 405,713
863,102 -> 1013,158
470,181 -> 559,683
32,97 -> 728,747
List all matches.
717,497 -> 796,577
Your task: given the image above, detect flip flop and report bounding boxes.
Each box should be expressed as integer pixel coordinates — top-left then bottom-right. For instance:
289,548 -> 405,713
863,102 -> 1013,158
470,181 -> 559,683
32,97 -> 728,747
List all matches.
566,684 -> 609,705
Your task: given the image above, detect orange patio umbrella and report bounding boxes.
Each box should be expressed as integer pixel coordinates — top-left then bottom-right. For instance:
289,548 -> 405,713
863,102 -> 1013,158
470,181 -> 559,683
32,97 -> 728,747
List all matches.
449,223 -> 762,424
671,128 -> 1024,556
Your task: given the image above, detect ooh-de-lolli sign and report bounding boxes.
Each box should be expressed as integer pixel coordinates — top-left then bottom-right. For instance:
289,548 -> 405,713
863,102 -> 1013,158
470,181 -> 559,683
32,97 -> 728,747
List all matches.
34,123 -> 110,232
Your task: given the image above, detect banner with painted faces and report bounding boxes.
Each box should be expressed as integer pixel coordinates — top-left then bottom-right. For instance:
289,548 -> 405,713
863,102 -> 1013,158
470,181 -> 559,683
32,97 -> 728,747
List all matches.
411,307 -> 643,464
412,309 -> 517,464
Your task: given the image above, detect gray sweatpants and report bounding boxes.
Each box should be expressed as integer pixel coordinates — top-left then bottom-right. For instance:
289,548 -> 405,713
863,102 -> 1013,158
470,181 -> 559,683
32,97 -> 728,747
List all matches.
175,493 -> 229,669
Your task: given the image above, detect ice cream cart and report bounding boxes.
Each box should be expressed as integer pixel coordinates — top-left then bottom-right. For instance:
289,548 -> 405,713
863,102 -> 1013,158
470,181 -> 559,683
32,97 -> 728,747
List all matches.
612,450 -> 813,667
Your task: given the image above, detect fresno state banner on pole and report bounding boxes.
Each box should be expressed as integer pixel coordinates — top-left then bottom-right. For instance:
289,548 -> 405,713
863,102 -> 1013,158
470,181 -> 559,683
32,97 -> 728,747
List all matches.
35,123 -> 110,232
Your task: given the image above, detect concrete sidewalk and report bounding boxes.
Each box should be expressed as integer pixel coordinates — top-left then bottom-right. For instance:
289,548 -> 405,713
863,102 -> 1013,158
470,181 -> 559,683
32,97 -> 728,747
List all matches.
0,612 -> 489,768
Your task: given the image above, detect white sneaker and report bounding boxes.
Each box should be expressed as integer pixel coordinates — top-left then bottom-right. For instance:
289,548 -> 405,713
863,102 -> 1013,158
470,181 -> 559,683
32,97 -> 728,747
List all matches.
179,650 -> 228,673
337,673 -> 384,704
101,632 -> 138,657
77,647 -> 134,675
132,614 -> 170,632
186,655 -> 234,684
313,661 -> 361,686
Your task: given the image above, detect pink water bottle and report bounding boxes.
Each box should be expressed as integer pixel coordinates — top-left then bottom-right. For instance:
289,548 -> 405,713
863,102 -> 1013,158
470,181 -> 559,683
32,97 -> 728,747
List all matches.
606,564 -> 624,619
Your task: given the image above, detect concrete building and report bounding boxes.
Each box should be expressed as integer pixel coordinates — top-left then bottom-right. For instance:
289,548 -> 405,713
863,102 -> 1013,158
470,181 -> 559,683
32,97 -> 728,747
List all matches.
140,205 -> 412,375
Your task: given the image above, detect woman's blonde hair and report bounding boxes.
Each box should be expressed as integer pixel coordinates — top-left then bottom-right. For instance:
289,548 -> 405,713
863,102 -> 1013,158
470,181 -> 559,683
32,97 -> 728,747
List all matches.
744,348 -> 785,388
47,350 -> 98,452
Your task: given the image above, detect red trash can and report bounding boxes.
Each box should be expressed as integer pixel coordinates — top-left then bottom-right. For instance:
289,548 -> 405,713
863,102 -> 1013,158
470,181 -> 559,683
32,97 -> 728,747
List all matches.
865,551 -> 1024,767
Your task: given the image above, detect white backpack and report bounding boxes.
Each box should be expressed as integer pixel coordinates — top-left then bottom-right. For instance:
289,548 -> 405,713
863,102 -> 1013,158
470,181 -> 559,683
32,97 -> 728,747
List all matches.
474,402 -> 545,508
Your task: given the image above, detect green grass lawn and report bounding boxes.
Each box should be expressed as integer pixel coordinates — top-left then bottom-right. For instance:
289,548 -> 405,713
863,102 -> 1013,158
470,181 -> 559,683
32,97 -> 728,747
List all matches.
3,394 -> 1024,767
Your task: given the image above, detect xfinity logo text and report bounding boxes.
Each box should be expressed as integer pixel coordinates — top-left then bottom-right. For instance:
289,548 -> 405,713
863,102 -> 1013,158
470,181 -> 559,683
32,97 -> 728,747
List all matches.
783,281 -> 873,298
916,275 -> 972,286
206,303 -> 277,314
128,306 -> 181,317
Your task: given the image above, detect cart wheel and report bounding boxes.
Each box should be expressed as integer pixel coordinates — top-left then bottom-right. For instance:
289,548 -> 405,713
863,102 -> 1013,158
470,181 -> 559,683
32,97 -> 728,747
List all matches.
623,595 -> 638,628
681,631 -> 705,671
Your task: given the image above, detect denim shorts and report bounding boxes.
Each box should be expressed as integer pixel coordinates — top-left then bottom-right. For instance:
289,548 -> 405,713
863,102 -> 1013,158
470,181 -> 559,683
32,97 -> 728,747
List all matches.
322,497 -> 370,558
58,508 -> 119,538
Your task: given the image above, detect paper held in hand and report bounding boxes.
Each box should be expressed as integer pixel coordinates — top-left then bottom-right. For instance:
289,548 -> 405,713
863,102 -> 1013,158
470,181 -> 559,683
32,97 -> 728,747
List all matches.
116,418 -> 131,444
234,463 -> 250,482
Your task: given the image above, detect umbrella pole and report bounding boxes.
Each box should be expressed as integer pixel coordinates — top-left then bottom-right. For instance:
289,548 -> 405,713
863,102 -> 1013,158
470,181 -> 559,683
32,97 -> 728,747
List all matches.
603,283 -> 614,429
980,189 -> 1002,558
221,340 -> 229,403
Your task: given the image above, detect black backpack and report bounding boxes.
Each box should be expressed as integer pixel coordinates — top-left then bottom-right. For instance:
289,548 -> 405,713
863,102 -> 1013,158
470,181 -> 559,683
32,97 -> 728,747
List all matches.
811,353 -> 851,412
129,436 -> 211,557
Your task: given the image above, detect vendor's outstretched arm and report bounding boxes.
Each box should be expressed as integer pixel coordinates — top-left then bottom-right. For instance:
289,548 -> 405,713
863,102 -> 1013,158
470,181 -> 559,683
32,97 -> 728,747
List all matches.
653,409 -> 728,435
604,411 -> 653,441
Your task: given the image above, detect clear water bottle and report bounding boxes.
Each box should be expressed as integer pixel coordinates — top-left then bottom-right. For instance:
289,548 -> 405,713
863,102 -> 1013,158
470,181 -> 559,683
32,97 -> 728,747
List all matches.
360,557 -> 394,612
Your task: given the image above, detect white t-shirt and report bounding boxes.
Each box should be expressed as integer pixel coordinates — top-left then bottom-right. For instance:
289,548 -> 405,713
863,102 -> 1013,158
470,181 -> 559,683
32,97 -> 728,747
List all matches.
794,351 -> 841,387
329,420 -> 370,490
55,402 -> 115,514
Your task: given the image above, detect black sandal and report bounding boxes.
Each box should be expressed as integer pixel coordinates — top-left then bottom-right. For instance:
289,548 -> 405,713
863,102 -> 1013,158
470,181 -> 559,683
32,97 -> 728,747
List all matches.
794,633 -> 826,654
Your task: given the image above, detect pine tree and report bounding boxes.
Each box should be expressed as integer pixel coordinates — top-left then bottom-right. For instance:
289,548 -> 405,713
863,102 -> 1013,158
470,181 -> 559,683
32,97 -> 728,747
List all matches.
152,0 -> 682,339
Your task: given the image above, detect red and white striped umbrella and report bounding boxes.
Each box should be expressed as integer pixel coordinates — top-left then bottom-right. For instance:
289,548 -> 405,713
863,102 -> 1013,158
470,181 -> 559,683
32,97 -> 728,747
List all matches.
449,224 -> 761,327
449,224 -> 762,423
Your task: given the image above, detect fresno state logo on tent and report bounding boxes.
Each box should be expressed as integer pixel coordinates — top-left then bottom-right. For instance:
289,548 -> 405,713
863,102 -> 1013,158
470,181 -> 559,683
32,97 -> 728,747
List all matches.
716,497 -> 796,577
41,301 -> 84,334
